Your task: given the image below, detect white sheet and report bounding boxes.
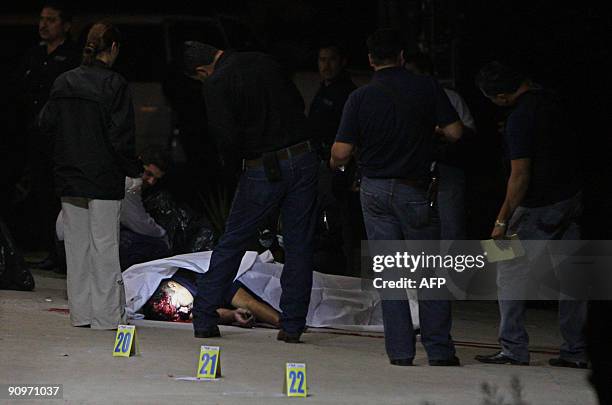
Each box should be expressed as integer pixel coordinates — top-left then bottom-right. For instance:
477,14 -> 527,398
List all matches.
122,250 -> 385,328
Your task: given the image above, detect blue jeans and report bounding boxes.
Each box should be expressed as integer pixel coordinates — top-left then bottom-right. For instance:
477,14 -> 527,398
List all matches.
193,151 -> 318,334
360,177 -> 456,361
437,164 -> 467,240
119,228 -> 170,271
497,192 -> 586,362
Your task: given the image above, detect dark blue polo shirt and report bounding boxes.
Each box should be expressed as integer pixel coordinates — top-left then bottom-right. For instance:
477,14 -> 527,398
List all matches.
504,88 -> 580,207
335,67 -> 458,179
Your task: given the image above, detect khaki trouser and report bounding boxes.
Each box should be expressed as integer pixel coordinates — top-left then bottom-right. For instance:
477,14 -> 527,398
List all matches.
61,197 -> 126,329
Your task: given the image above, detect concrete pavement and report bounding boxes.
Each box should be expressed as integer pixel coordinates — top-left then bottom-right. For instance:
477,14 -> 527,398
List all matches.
0,270 -> 598,404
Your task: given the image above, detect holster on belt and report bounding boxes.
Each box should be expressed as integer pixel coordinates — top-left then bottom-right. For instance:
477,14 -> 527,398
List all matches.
426,177 -> 438,208
426,161 -> 439,208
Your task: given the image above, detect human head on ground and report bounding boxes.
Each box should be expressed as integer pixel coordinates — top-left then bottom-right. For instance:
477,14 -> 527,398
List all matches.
182,41 -> 224,82
39,1 -> 72,46
366,28 -> 405,71
403,52 -> 435,76
81,22 -> 121,67
139,147 -> 172,189
142,280 -> 194,322
318,42 -> 348,84
476,61 -> 531,107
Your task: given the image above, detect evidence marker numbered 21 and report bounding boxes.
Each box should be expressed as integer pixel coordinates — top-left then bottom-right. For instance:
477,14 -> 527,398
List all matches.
196,345 -> 222,380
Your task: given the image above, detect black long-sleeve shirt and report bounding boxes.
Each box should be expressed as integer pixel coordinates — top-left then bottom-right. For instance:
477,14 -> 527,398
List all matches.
19,40 -> 81,126
308,72 -> 356,154
203,51 -> 311,159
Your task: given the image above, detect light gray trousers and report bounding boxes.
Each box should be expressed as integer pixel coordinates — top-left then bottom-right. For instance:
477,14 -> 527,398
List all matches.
61,197 -> 126,329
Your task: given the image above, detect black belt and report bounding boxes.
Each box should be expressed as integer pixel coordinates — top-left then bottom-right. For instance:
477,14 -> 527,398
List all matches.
395,178 -> 430,190
244,141 -> 313,168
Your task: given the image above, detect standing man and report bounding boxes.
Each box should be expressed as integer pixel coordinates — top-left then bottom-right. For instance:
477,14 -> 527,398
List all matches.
183,41 -> 318,342
330,29 -> 463,366
309,42 -> 356,160
308,42 -> 359,275
474,62 -> 586,368
19,2 -> 80,270
404,52 -> 476,240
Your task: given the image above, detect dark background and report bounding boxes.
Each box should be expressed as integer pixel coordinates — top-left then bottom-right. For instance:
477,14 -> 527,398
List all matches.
1,0 -> 610,242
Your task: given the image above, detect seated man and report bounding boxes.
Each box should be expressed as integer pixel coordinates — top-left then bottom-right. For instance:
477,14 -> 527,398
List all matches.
56,148 -> 172,270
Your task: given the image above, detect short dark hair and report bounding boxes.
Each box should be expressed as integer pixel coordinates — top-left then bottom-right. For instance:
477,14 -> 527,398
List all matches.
475,61 -> 527,96
366,29 -> 403,66
318,40 -> 347,59
403,52 -> 434,75
140,147 -> 172,173
42,1 -> 73,23
183,41 -> 219,75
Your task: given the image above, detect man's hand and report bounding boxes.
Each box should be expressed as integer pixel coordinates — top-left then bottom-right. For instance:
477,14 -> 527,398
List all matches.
232,308 -> 254,328
125,177 -> 143,194
438,120 -> 463,143
491,225 -> 506,240
330,141 -> 354,170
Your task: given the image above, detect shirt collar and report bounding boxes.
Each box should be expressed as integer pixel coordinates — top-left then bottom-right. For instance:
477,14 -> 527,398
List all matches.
372,66 -> 405,81
321,70 -> 351,87
92,59 -> 111,69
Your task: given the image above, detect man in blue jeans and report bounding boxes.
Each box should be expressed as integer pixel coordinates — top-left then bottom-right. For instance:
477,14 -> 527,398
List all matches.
474,62 -> 587,368
183,41 -> 318,342
330,29 -> 463,366
404,52 -> 477,241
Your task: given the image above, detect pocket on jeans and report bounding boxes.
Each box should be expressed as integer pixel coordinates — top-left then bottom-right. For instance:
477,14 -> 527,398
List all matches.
361,190 -> 387,216
245,167 -> 269,181
405,200 -> 432,229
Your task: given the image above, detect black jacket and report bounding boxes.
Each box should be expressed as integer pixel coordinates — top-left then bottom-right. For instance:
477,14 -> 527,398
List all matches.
203,51 -> 311,159
39,61 -> 141,200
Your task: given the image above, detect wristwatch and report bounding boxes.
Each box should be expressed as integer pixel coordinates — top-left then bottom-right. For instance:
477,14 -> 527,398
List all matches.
494,219 -> 507,228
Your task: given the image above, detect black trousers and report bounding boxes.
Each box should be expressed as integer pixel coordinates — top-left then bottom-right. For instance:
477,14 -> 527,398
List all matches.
26,129 -> 60,252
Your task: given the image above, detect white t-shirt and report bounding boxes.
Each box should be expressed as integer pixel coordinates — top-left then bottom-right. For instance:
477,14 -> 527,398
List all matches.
444,88 -> 476,131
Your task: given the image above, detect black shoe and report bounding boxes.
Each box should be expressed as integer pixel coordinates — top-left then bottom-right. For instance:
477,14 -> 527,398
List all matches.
549,358 -> 588,369
475,351 -> 529,366
194,326 -> 221,338
277,330 -> 302,343
390,358 -> 414,366
429,356 -> 461,367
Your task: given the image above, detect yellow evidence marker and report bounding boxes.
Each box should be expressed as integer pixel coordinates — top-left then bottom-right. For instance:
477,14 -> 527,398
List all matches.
196,346 -> 222,379
284,363 -> 307,397
113,325 -> 138,357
